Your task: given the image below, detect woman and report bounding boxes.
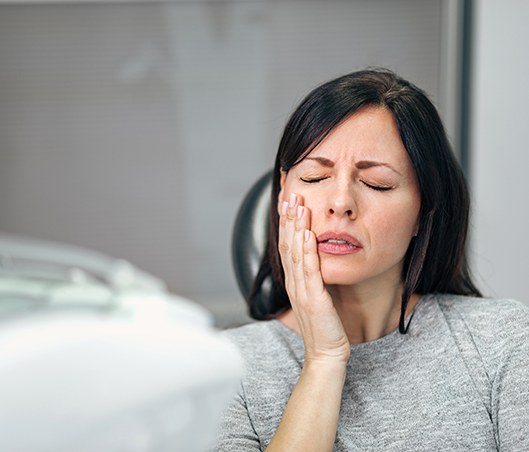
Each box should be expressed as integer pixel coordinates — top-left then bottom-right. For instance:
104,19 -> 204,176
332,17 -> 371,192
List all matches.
216,69 -> 529,451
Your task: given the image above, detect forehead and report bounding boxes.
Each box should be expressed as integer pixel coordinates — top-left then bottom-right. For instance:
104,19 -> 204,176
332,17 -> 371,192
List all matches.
304,106 -> 411,169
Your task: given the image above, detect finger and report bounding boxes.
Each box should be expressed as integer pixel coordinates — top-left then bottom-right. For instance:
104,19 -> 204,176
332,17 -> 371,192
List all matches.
278,194 -> 295,260
278,193 -> 300,289
278,200 -> 293,290
303,229 -> 326,298
291,204 -> 311,297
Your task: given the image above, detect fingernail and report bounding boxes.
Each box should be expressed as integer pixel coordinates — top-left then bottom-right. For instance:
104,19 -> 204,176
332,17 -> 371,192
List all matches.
289,193 -> 296,208
304,229 -> 310,242
297,205 -> 303,219
281,201 -> 288,215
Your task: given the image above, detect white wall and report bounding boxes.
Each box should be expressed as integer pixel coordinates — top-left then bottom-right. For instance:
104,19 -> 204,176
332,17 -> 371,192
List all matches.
470,0 -> 529,303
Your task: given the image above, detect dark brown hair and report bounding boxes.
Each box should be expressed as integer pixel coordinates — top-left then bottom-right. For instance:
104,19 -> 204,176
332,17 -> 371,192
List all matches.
249,68 -> 481,333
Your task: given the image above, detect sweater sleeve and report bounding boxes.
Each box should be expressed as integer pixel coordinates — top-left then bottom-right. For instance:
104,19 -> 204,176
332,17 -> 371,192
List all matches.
214,383 -> 261,451
490,302 -> 529,451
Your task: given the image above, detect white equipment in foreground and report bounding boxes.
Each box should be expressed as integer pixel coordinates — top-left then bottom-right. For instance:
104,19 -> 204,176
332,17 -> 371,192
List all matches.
0,233 -> 241,452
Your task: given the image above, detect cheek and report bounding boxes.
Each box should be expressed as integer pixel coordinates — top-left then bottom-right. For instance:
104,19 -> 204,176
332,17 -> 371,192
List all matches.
372,201 -> 420,247
297,190 -> 327,223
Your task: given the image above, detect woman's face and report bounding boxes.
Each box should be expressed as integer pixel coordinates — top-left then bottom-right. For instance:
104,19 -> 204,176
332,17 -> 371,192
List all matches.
279,106 -> 421,289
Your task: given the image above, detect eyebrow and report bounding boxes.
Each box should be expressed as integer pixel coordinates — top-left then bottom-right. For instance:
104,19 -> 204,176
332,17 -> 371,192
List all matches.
304,157 -> 402,175
355,160 -> 402,175
304,157 -> 334,167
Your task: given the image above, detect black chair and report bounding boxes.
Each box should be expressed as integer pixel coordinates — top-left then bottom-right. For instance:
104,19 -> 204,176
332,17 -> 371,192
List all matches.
231,170 -> 273,314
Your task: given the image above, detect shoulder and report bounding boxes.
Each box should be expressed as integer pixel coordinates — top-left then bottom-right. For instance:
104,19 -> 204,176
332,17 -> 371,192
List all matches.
221,321 -> 278,353
435,293 -> 529,326
222,320 -> 277,346
434,293 -> 529,351
221,319 -> 303,365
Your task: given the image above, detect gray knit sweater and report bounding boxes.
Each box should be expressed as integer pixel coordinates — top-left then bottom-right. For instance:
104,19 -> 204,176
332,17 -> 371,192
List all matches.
214,294 -> 529,451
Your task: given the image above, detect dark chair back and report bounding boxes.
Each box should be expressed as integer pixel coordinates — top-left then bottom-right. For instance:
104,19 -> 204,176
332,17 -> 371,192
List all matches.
231,170 -> 273,311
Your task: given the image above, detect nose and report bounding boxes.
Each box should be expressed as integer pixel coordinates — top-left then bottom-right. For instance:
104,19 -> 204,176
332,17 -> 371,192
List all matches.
327,181 -> 357,219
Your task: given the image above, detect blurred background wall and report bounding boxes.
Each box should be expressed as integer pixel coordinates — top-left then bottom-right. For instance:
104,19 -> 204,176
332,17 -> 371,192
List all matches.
0,0 -> 525,327
470,0 -> 529,305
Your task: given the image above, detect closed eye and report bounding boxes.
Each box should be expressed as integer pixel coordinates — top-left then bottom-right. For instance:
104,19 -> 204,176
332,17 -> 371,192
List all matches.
362,181 -> 393,191
300,177 -> 328,184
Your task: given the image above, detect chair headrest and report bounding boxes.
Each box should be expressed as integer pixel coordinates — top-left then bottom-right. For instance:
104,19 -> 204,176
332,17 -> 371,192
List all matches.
231,170 -> 273,303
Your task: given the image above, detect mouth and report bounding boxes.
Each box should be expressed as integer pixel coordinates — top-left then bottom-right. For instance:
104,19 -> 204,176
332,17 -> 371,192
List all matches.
316,232 -> 363,255
321,239 -> 354,245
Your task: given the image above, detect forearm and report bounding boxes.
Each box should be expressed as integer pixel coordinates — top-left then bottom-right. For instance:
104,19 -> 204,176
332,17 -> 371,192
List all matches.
266,359 -> 346,452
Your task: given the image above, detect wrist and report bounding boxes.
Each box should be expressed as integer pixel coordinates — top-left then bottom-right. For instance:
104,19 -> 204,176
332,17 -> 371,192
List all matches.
302,357 -> 348,381
304,347 -> 350,367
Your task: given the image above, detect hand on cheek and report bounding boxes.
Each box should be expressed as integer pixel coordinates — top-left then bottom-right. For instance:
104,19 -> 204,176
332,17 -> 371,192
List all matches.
278,193 -> 350,364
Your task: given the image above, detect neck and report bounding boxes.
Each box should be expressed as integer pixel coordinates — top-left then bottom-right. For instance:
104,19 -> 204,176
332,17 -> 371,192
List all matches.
328,283 -> 420,343
279,282 -> 422,344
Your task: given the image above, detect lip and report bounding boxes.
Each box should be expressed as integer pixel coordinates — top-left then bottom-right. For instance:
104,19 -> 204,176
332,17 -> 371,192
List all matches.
316,231 -> 363,255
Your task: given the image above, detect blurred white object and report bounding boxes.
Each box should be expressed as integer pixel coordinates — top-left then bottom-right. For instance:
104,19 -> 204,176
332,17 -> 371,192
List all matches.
0,233 -> 241,452
0,232 -> 166,292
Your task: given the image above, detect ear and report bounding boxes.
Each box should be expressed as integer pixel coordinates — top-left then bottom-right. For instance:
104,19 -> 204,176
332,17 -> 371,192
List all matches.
277,170 -> 287,214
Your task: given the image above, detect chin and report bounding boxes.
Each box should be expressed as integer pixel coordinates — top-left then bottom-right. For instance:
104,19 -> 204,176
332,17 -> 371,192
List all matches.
320,264 -> 363,286
320,257 -> 404,289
